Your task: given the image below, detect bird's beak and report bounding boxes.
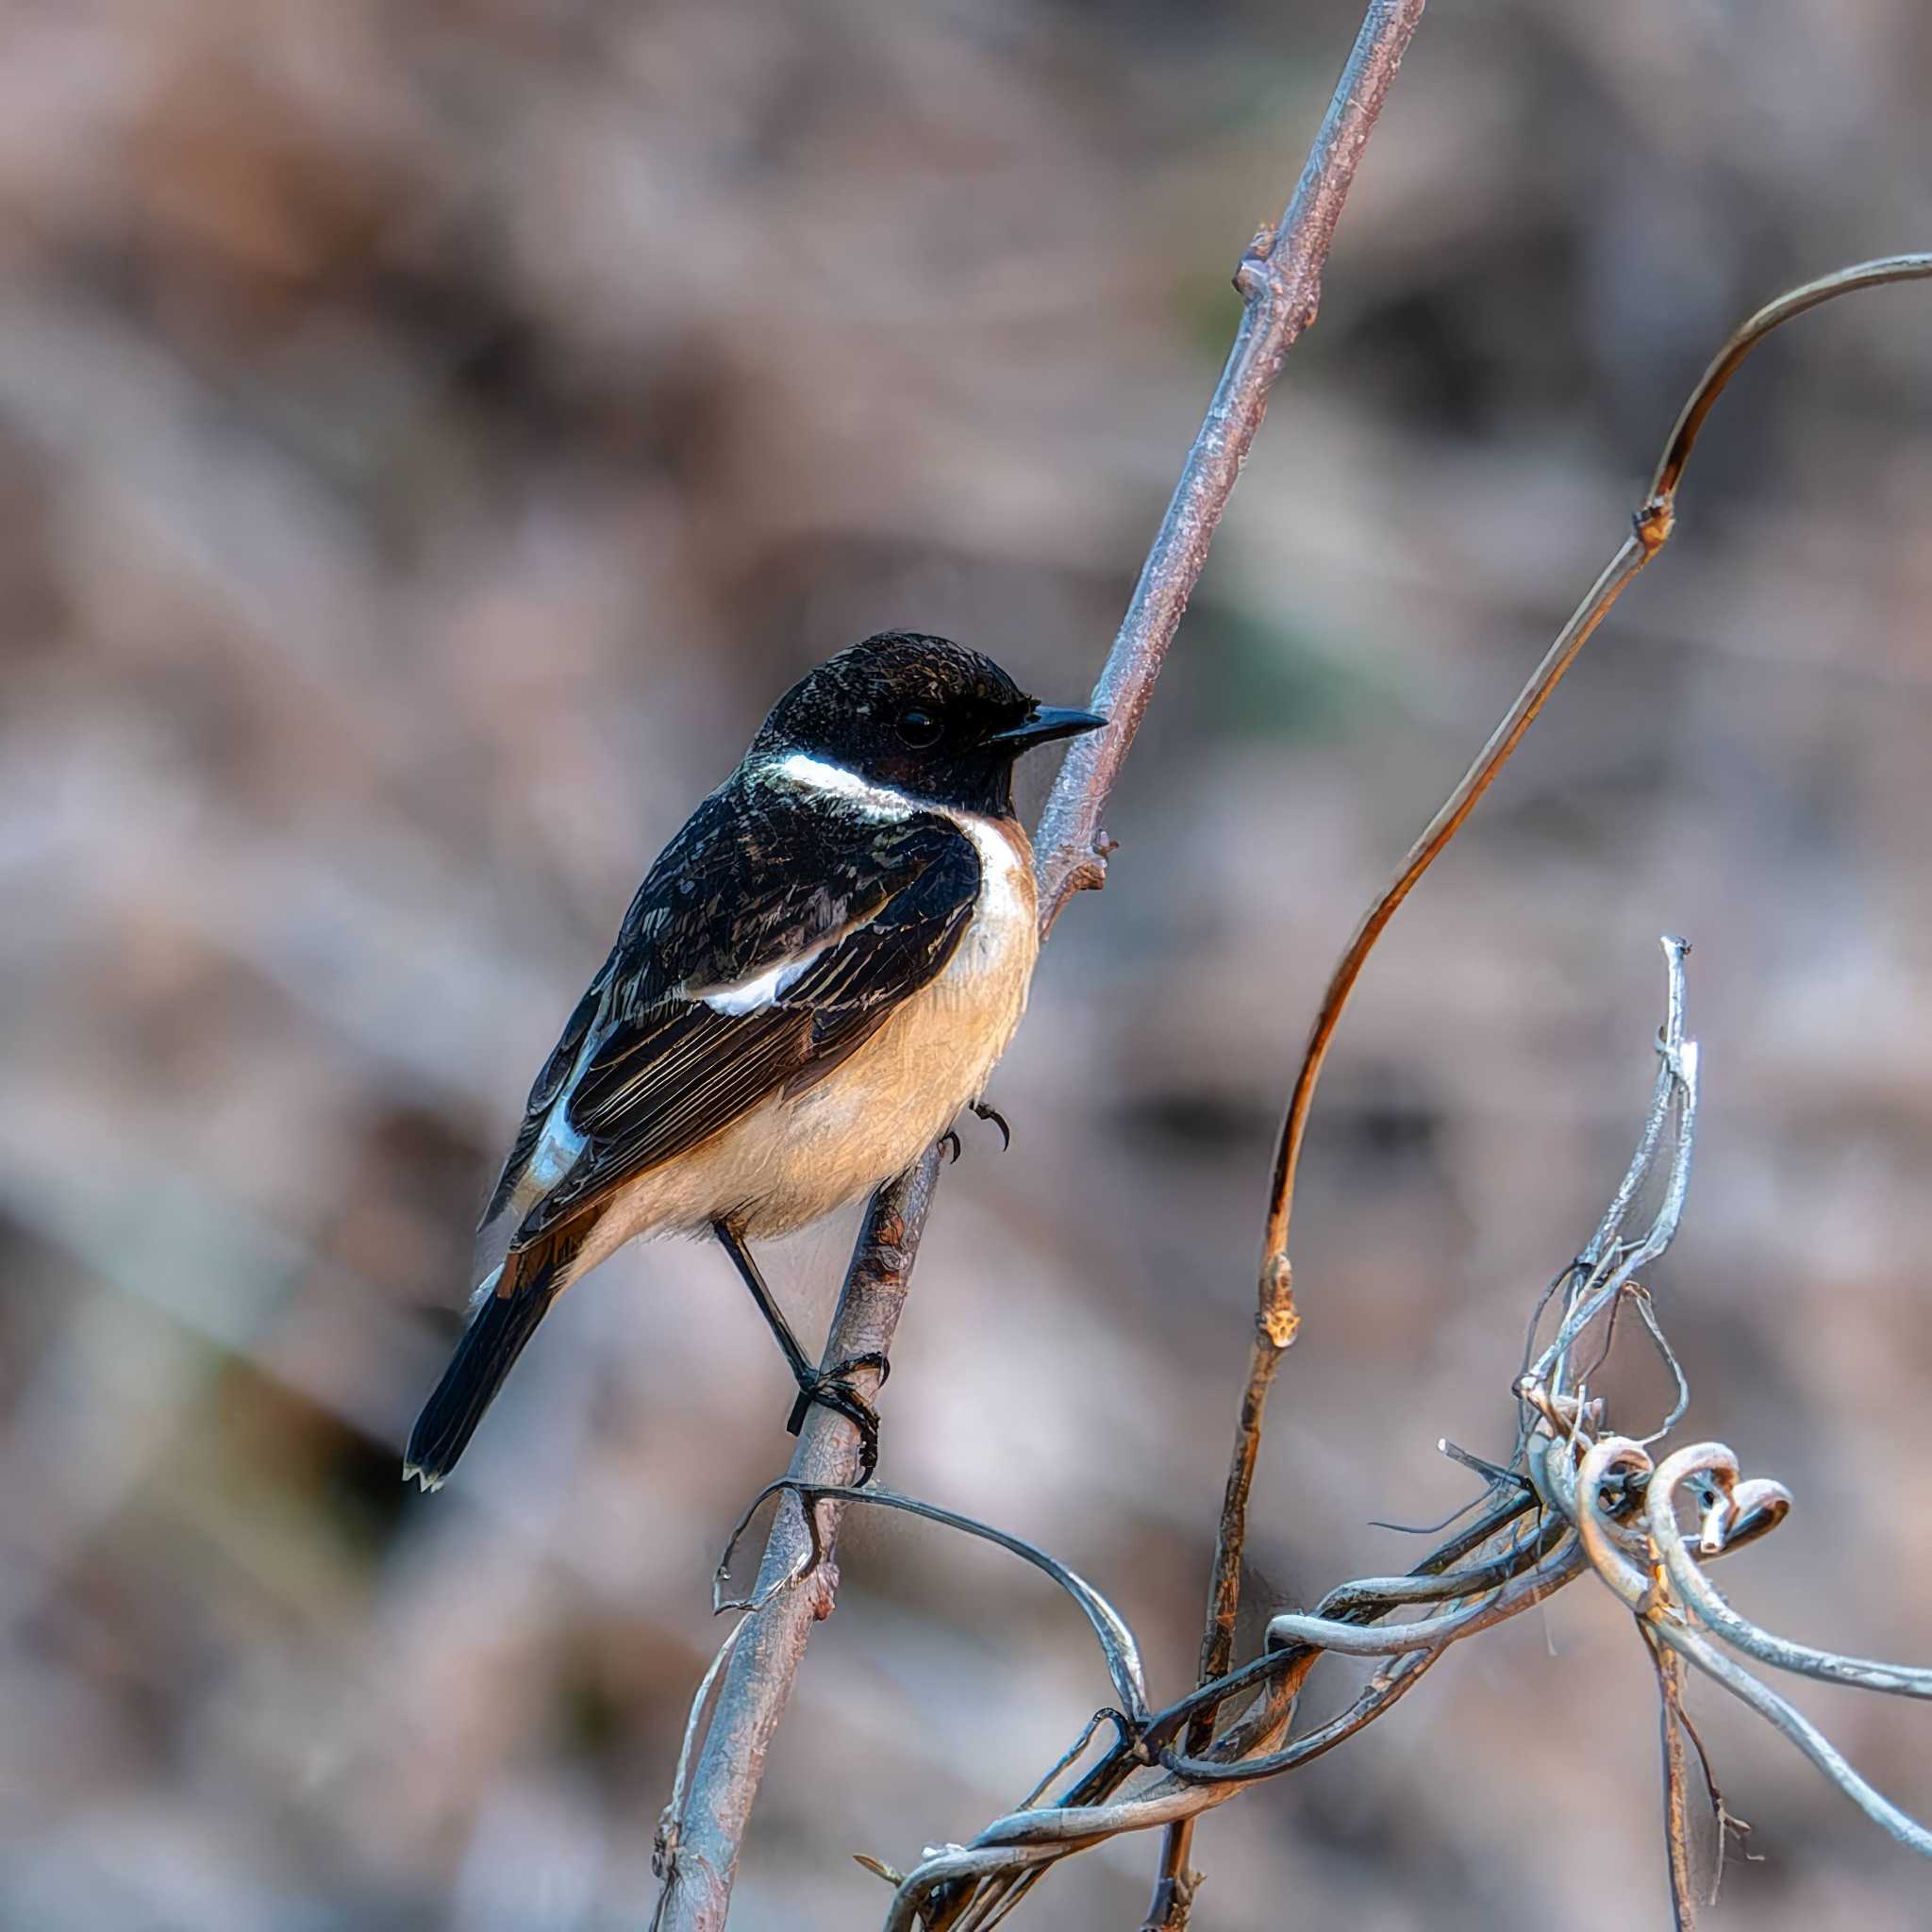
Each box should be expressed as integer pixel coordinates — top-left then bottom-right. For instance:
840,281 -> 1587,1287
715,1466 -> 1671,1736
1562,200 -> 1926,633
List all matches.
981,704 -> 1108,752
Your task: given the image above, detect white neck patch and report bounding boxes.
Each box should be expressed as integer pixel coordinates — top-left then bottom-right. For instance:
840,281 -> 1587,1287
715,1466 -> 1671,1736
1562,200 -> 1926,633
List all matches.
761,751 -> 923,820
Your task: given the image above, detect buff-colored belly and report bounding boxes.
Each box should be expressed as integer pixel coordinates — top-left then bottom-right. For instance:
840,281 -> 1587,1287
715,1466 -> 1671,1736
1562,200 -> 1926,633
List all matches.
561,835 -> 1039,1274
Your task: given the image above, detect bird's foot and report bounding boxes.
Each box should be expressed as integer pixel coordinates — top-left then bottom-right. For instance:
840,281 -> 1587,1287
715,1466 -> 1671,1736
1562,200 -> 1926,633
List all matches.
939,1103 -> 1009,1164
787,1351 -> 891,1484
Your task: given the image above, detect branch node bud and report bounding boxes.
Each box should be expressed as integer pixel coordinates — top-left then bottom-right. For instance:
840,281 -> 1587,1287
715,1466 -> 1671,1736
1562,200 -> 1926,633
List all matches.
1633,494 -> 1675,554
1257,1255 -> 1299,1350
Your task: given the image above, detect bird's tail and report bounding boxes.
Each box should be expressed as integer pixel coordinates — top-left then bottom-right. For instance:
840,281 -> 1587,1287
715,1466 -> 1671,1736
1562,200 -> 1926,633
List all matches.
404,1242 -> 568,1491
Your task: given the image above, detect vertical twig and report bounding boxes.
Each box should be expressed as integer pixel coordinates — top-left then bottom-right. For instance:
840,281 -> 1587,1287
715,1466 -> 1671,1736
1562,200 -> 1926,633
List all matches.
1035,0 -> 1431,940
656,4 -> 1431,1919
1646,1627 -> 1701,1931
656,1157 -> 941,1929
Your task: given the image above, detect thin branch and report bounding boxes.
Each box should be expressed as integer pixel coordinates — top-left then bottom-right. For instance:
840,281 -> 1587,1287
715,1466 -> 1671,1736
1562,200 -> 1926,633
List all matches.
1655,1617 -> 1932,1858
656,0 -> 1435,1921
1017,1709 -> 1135,1812
1519,936 -> 1701,1438
1645,1625 -> 1701,1931
1158,1538 -> 1588,1786
1034,0 -> 1428,937
1582,939 -> 1693,1263
654,1155 -> 941,1930
652,1617 -> 750,1930
1141,1484 -> 1543,1750
1193,254 -> 1932,1741
1655,1616 -> 1932,1858
1259,1541 -> 1580,1659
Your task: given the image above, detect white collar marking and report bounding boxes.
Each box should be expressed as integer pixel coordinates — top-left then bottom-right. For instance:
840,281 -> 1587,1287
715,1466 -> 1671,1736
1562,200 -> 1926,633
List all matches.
763,751 -> 923,820
952,814 -> 1029,952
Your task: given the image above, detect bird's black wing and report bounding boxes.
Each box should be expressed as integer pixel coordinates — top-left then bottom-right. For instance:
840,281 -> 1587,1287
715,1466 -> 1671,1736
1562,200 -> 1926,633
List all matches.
487,778 -> 982,1246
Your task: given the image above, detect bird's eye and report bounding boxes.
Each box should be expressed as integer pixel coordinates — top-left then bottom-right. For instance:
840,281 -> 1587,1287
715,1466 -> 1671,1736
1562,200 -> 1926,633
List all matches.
894,707 -> 942,748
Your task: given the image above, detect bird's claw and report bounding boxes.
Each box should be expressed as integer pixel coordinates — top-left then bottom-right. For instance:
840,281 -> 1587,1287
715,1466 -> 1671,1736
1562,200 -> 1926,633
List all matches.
939,1129 -> 963,1164
970,1099 -> 1011,1151
787,1352 -> 891,1484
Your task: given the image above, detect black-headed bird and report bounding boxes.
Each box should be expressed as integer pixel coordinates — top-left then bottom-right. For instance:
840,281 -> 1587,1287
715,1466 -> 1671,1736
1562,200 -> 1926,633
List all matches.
405,633 -> 1104,1491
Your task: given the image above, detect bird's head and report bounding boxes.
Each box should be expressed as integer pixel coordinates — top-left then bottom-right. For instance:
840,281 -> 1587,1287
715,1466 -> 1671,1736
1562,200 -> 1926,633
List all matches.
752,632 -> 1106,818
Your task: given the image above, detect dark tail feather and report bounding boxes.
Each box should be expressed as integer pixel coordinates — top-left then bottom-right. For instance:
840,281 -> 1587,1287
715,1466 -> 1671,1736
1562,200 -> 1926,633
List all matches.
405,1257 -> 561,1491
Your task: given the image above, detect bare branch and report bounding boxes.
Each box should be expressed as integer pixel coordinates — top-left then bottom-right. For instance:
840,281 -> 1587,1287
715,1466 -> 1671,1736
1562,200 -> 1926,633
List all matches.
1654,1618 -> 1932,1859
1582,938 -> 1695,1265
1257,1541 -> 1583,1660
1644,1627 -> 1701,1931
652,1617 -> 750,1929
1158,1538 -> 1587,1786
654,1154 -> 941,1929
1116,2 -> 1436,1915
656,1 -> 1435,1921
1035,0 -> 1429,938
1519,936 -> 1701,1441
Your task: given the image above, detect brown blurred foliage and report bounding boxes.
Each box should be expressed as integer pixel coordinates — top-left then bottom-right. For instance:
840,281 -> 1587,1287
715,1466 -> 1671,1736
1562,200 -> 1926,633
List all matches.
3,2 -> 1931,1926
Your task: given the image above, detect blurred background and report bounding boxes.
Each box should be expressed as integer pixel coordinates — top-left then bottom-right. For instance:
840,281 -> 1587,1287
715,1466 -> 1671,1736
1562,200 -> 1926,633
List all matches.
4,0 -> 1931,1926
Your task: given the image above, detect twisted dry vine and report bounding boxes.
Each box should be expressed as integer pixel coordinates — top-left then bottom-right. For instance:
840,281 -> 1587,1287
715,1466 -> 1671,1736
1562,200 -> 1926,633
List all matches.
880,936 -> 1932,1931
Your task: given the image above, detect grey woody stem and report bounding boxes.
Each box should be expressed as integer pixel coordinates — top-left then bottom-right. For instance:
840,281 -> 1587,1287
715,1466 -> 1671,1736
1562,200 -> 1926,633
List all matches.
656,2 -> 1433,1922
655,1154 -> 941,1930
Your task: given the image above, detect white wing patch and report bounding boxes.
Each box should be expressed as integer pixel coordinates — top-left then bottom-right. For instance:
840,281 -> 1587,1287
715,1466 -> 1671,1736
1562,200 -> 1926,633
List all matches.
500,1024 -> 598,1229
526,1106 -> 587,1190
692,941 -> 833,1015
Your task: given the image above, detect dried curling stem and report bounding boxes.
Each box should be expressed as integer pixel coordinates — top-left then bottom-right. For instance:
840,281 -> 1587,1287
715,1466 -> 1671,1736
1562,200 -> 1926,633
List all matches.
1193,249 -> 1932,1760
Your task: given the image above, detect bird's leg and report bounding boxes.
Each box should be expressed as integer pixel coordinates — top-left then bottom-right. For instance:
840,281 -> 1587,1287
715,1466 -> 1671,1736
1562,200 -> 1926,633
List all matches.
711,1220 -> 886,1482
712,1219 -> 816,1385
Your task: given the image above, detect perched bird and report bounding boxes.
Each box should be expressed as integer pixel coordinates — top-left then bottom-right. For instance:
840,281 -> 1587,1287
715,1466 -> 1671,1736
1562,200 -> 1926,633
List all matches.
405,633 -> 1104,1491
